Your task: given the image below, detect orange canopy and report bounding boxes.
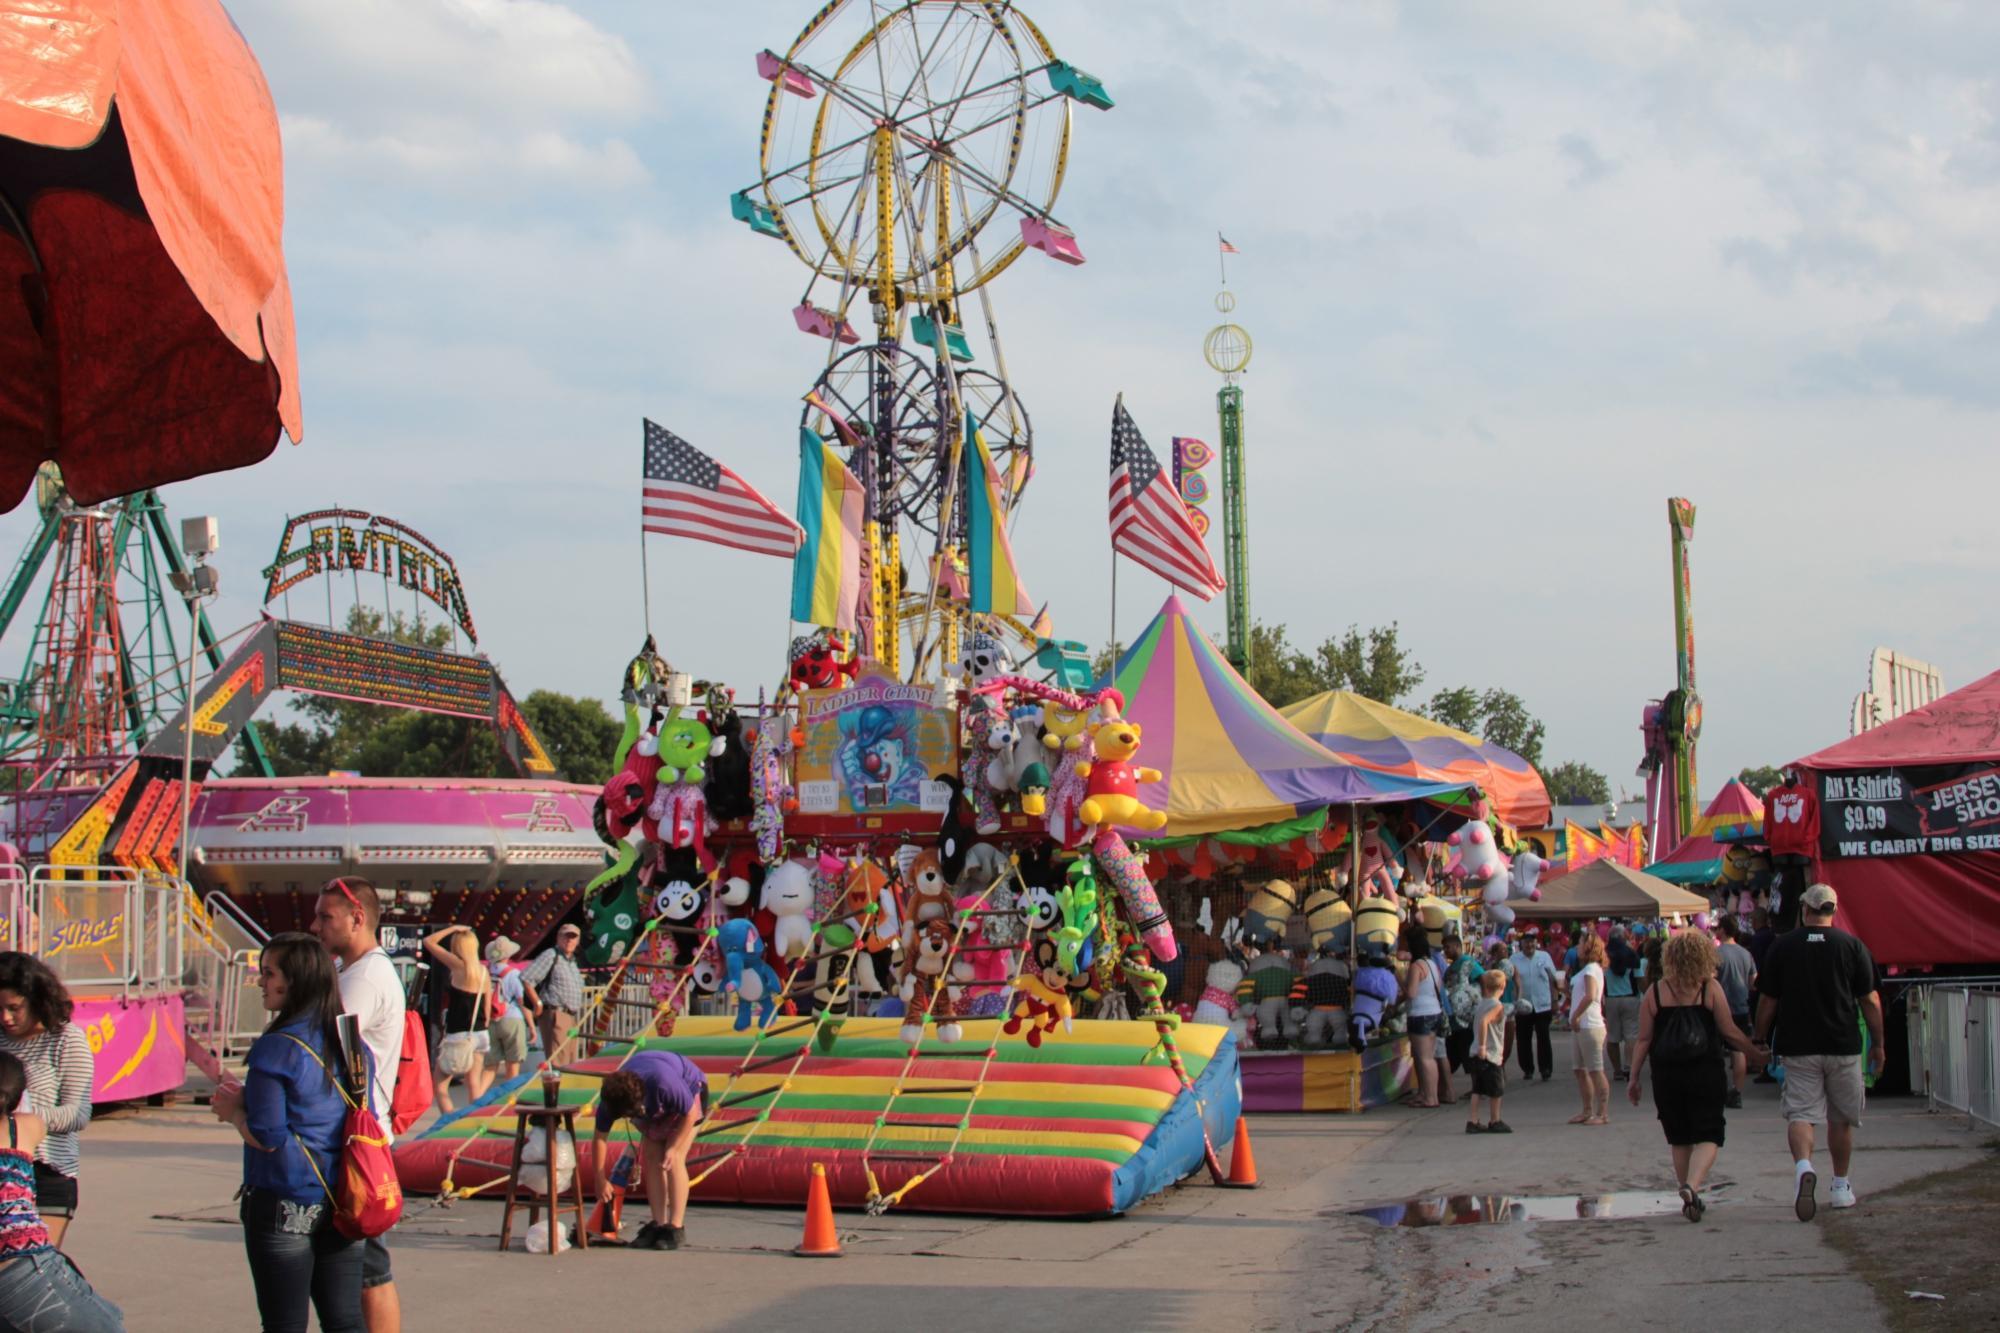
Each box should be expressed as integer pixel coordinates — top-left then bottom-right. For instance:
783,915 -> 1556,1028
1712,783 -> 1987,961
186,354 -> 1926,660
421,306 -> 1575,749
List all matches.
0,0 -> 302,508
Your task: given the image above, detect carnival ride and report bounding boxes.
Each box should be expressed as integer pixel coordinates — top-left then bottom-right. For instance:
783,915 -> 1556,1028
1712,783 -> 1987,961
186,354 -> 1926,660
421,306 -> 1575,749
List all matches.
1638,497 -> 1701,858
736,0 -> 1105,678
1206,289 -> 1253,669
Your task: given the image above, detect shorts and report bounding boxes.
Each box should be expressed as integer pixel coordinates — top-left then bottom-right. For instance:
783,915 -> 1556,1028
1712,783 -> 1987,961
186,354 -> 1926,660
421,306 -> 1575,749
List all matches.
1731,1013 -> 1752,1044
639,1086 -> 711,1144
486,1014 -> 528,1065
1466,1058 -> 1505,1099
1781,1053 -> 1866,1128
1444,1026 -> 1473,1073
1572,1027 -> 1607,1073
32,1163 -> 76,1219
362,1232 -> 392,1289
1604,995 -> 1641,1045
1406,1013 -> 1444,1038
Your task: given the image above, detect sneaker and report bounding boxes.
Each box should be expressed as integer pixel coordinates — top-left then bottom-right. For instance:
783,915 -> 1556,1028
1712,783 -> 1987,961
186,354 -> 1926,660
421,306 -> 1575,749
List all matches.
1465,1121 -> 1486,1134
630,1222 -> 665,1250
660,1224 -> 686,1250
1795,1169 -> 1818,1222
1486,1120 -> 1514,1134
1829,1181 -> 1856,1210
1541,1072 -> 1553,1082
1724,1089 -> 1744,1109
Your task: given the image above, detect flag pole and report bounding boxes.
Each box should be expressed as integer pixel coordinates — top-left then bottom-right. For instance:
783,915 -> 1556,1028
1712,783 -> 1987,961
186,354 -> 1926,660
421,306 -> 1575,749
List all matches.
1109,390 -> 1123,668
1218,230 -> 1227,287
640,529 -> 654,639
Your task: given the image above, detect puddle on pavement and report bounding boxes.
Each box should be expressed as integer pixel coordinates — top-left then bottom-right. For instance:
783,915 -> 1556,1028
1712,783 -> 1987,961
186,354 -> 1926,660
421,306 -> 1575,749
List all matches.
1350,1188 -> 1726,1228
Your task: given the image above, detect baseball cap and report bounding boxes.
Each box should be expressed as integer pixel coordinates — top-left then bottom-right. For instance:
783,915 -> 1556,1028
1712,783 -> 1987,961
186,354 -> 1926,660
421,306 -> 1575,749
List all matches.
557,923 -> 582,938
1801,884 -> 1838,912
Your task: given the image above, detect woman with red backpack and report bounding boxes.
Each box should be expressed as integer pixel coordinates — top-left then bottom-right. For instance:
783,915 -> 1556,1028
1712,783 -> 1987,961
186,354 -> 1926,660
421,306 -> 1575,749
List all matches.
212,933 -> 370,1333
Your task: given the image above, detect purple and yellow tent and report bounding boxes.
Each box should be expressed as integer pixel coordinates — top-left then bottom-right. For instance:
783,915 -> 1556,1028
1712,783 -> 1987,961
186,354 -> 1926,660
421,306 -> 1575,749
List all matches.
1100,596 -> 1464,837
1280,690 -> 1551,829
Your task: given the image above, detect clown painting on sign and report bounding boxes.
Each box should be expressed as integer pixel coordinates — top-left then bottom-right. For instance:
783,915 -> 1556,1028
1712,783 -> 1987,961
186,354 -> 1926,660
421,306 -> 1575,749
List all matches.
836,703 -> 924,809
795,668 -> 957,818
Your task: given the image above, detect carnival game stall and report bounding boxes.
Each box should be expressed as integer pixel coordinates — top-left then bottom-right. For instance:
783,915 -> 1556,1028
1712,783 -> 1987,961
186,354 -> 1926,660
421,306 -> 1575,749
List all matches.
1507,860 -> 1709,923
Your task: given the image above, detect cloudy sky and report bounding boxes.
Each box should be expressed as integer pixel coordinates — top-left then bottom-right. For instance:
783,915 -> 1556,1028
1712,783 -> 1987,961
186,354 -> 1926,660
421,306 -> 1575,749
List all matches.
11,0 -> 1997,798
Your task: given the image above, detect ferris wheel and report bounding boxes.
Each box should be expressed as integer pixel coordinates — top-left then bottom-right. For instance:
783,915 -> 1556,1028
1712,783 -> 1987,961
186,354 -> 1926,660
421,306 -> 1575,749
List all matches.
733,0 -> 1109,672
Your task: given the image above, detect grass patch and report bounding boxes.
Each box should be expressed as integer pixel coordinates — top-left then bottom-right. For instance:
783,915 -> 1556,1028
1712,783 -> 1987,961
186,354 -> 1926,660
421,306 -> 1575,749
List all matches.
1821,1144 -> 2000,1330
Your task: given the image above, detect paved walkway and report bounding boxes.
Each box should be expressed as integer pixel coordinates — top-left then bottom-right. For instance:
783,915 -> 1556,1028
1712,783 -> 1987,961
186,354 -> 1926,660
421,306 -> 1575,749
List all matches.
67,1043 -> 1980,1330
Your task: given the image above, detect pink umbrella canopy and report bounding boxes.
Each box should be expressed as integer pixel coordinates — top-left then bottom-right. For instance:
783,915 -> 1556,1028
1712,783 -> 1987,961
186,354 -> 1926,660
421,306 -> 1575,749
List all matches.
0,0 -> 303,509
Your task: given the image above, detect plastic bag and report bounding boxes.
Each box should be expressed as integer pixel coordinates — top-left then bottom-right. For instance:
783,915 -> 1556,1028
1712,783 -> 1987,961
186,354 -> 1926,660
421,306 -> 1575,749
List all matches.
519,1133 -> 576,1196
524,1219 -> 570,1254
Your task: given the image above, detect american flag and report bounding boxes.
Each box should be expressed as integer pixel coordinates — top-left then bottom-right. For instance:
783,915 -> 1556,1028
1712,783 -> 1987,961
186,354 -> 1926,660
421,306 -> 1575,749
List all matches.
1218,233 -> 1240,254
1108,401 -> 1225,599
642,419 -> 803,559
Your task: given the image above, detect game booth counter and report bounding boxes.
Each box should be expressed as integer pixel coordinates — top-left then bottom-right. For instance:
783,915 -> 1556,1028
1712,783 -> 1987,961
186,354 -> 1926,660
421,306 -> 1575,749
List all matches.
1092,597 -> 1504,1114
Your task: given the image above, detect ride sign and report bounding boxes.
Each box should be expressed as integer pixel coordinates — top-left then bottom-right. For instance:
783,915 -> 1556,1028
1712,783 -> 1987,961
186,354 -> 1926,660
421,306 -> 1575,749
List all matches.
1820,763 -> 2000,859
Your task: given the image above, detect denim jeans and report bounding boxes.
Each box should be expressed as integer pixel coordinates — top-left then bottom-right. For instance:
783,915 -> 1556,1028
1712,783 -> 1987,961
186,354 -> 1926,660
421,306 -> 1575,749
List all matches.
0,1248 -> 125,1332
240,1188 -> 362,1333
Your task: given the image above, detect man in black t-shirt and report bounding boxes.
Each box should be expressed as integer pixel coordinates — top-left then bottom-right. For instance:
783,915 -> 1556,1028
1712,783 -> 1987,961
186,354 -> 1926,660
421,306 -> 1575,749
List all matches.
1752,884 -> 1883,1223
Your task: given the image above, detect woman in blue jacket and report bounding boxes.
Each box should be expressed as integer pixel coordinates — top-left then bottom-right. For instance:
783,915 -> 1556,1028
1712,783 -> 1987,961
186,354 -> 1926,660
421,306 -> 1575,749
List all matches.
211,933 -> 367,1333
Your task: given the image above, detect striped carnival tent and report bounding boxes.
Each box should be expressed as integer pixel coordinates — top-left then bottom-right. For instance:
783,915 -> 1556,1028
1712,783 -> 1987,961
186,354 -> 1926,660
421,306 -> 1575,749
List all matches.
1648,779 -> 1765,884
1099,595 -> 1464,837
1280,690 -> 1551,829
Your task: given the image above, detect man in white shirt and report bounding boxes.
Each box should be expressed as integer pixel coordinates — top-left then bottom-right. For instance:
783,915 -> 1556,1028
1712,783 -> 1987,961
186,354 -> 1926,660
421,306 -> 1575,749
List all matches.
1509,933 -> 1564,1082
313,878 -> 405,1333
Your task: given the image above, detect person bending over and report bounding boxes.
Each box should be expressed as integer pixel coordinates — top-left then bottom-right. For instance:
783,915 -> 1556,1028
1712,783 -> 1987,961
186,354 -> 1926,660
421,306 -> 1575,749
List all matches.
590,1050 -> 709,1251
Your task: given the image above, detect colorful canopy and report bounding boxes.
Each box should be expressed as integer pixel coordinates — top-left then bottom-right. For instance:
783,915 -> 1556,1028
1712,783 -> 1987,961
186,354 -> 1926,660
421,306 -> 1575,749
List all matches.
1100,595 -> 1465,837
0,0 -> 302,509
1280,690 -> 1551,828
1649,780 -> 1763,885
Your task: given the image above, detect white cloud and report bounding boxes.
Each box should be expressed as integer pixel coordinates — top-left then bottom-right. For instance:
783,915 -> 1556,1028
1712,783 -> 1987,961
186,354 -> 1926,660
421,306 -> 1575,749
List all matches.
282,115 -> 649,191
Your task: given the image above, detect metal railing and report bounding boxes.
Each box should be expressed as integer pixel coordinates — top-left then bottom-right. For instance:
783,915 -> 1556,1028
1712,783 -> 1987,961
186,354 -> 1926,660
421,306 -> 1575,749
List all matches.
1905,981 -> 2000,1130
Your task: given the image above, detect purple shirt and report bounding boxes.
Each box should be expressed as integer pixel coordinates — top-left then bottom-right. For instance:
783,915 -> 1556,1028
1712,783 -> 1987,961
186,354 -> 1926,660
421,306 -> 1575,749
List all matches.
618,1051 -> 708,1129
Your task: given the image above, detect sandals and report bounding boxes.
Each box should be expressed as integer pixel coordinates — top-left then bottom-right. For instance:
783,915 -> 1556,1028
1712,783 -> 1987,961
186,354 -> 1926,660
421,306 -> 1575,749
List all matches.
1567,1112 -> 1592,1124
1679,1184 -> 1705,1223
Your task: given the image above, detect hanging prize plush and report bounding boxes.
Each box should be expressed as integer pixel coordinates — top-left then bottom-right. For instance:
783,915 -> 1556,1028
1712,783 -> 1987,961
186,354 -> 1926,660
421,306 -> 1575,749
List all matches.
1349,953 -> 1401,1050
788,631 -> 858,692
746,705 -> 800,866
717,918 -> 781,1032
759,858 -> 817,961
1076,701 -> 1168,833
1053,858 -> 1102,978
952,892 -> 1012,1017
700,684 -> 754,822
959,691 -> 1006,835
650,874 -> 710,971
899,847 -> 956,950
1090,829 -> 1177,961
1241,878 -> 1301,946
932,774 -> 978,883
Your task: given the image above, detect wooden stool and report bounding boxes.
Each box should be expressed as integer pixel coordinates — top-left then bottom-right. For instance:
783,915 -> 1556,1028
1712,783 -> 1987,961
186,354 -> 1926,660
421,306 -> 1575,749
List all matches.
497,1105 -> 590,1255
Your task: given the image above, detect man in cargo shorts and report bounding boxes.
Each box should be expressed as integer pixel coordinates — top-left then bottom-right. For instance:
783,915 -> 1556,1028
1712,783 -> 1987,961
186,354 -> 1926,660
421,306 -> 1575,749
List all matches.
1752,884 -> 1884,1221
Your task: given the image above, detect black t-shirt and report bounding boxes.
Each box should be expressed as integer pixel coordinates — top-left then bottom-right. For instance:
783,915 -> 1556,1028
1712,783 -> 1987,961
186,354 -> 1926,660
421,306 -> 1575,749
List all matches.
1756,924 -> 1875,1057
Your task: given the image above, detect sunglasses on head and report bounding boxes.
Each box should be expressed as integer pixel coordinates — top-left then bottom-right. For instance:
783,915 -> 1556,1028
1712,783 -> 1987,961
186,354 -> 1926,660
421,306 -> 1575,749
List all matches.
326,879 -> 364,912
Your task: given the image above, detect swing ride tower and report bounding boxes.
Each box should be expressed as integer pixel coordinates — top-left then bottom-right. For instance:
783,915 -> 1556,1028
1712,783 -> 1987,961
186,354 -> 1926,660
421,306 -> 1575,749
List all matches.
733,0 -> 1110,679
1204,292 -> 1253,669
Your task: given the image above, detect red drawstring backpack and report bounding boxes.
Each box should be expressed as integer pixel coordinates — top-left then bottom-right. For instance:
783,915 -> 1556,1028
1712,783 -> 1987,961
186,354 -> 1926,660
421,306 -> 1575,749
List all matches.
390,1010 -> 432,1136
287,1036 -> 405,1240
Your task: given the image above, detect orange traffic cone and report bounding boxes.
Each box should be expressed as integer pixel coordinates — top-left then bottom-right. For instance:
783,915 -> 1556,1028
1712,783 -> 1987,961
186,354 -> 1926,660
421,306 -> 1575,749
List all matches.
1223,1117 -> 1260,1188
794,1162 -> 842,1257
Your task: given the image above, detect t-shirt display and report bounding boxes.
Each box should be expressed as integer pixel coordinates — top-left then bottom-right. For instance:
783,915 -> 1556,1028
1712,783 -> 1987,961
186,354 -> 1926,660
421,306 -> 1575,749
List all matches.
1764,781 -> 1821,859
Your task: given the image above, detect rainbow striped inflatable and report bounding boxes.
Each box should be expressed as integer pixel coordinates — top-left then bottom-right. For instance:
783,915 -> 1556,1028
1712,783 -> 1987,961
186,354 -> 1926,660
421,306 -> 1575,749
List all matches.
395,1018 -> 1241,1218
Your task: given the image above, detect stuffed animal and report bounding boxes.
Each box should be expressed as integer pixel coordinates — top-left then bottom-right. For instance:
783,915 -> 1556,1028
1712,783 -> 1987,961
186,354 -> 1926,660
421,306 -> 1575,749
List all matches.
760,859 -> 816,961
703,701 -> 754,822
1449,820 -> 1513,926
953,629 -> 1010,688
1242,878 -> 1301,945
652,709 -> 726,785
1358,820 -> 1403,903
1354,896 -> 1401,953
1053,859 -> 1101,977
1040,701 -> 1092,752
897,846 -> 955,955
788,632 -> 857,693
1091,828 -> 1176,961
1508,848 -> 1549,904
1349,955 -> 1401,1050
1245,948 -> 1298,1047
1192,958 -> 1245,1026
960,692 -> 1006,835
899,918 -> 964,1045
584,875 -> 643,967
718,918 -> 781,1031
933,774 -> 978,883
1076,719 -> 1167,833
1415,895 -> 1462,952
952,892 -> 1013,1017
1004,709 -> 1045,788
647,779 -> 718,875
836,857 -> 898,993
650,875 -> 710,969
984,708 -> 1023,795
956,843 -> 1023,947
1302,886 -> 1353,955
1296,952 -> 1351,1048
1018,762 -> 1052,817
1004,972 -> 1073,1047
746,715 -> 799,866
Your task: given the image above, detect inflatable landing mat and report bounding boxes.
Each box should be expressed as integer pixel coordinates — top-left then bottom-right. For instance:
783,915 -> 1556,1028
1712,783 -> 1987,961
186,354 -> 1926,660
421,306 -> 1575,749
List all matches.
395,1017 -> 1242,1217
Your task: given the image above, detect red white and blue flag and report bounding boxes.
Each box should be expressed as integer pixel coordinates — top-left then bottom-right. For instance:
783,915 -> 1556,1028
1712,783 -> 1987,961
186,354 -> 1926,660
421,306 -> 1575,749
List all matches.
642,419 -> 803,559
1108,401 -> 1225,600
1218,233 -> 1240,254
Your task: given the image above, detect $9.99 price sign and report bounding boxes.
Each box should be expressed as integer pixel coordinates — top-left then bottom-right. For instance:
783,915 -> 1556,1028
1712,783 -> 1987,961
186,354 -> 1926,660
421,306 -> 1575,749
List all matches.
1821,763 -> 2000,859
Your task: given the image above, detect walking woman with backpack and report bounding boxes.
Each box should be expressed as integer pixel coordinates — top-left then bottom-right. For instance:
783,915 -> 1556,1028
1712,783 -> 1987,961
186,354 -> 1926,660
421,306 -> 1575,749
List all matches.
211,934 -> 370,1332
1627,928 -> 1763,1223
